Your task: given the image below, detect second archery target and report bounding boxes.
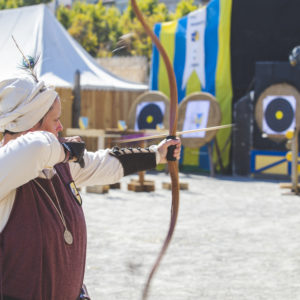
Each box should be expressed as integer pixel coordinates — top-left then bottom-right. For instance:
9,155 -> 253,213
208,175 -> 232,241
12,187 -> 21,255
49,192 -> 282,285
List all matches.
255,83 -> 300,142
178,92 -> 221,148
182,100 -> 210,138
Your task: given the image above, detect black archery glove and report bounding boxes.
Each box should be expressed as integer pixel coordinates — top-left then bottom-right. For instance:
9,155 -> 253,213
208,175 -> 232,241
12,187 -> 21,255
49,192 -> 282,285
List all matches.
62,141 -> 86,168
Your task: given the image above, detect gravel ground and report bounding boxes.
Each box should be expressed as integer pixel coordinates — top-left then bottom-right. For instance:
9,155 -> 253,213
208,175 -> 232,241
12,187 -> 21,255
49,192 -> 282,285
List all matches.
81,172 -> 300,300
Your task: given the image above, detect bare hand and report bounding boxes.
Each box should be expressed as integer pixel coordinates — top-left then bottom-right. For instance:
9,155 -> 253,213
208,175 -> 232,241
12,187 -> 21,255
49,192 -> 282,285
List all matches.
157,137 -> 181,164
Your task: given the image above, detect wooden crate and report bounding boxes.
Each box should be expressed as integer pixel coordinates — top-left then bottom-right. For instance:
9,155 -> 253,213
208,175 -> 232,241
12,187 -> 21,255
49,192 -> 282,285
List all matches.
128,179 -> 155,192
86,185 -> 110,194
162,182 -> 189,190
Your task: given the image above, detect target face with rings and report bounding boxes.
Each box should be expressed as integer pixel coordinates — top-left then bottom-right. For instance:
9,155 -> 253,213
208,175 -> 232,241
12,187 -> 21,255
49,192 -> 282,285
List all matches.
255,84 -> 300,142
263,96 -> 295,133
137,103 -> 164,129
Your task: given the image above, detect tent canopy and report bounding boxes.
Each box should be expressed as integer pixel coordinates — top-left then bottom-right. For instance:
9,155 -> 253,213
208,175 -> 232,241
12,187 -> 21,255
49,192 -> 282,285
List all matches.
0,4 -> 147,91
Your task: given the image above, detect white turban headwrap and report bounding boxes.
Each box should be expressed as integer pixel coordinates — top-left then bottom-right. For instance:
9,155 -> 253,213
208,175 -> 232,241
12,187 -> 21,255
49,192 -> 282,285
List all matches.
0,77 -> 58,133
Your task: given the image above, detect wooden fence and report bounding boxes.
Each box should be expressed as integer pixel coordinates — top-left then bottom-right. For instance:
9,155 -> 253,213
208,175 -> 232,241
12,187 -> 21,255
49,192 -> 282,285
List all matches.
57,87 -> 145,150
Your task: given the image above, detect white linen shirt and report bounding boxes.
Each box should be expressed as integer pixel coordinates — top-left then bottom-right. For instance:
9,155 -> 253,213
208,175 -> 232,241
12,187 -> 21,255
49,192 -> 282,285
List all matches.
0,131 -> 159,232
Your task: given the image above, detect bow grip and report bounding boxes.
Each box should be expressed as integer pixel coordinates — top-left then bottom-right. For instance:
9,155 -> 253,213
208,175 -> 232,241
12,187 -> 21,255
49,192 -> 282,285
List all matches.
166,135 -> 177,161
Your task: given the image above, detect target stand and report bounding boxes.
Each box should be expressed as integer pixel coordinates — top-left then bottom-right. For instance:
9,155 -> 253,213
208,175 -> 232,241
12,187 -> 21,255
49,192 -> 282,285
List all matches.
126,91 -> 171,192
162,182 -> 189,190
127,171 -> 155,192
253,83 -> 300,178
180,92 -> 222,172
279,128 -> 300,194
109,182 -> 121,189
162,92 -> 223,189
86,185 -> 110,194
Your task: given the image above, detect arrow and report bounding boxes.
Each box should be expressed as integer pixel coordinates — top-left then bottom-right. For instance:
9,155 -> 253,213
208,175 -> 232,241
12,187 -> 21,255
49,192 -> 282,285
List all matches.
118,123 -> 234,143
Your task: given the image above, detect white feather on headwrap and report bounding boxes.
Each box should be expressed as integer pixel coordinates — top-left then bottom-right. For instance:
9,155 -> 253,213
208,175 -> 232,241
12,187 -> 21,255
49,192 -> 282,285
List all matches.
0,77 -> 58,133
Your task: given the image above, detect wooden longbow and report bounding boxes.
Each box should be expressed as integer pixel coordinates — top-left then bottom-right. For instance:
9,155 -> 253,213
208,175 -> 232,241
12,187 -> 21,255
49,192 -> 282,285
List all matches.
130,1 -> 180,299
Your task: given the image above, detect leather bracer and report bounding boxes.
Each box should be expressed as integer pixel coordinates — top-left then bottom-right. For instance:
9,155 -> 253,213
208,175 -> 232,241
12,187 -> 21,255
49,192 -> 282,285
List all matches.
109,146 -> 156,176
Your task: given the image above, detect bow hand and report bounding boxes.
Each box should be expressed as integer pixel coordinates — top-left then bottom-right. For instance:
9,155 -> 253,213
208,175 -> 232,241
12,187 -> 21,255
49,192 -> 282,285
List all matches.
157,137 -> 181,164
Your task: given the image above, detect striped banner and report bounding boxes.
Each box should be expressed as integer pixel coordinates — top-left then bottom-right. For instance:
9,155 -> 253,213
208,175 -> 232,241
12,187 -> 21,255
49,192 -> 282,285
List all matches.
150,0 -> 233,171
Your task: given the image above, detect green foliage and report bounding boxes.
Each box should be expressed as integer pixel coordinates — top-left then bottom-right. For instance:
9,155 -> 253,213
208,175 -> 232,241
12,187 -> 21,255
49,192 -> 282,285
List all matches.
119,0 -> 170,58
68,13 -> 98,57
0,0 -> 23,9
1,0 -> 201,60
56,4 -> 71,29
117,0 -> 200,59
171,0 -> 199,19
23,0 -> 51,4
0,0 -> 50,9
99,6 -> 122,56
56,1 -> 123,57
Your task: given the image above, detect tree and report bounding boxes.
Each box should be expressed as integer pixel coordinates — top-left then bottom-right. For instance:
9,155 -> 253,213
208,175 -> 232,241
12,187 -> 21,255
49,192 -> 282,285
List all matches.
56,4 -> 71,29
57,1 -> 122,57
118,0 -> 170,58
97,5 -> 122,57
23,0 -> 51,4
0,0 -> 23,9
0,0 -> 51,9
1,0 -> 200,60
117,0 -> 201,59
170,0 -> 199,19
68,13 -> 98,57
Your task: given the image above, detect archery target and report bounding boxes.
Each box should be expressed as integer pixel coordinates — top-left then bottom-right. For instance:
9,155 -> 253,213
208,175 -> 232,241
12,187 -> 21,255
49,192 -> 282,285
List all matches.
262,95 -> 296,134
127,91 -> 170,131
135,101 -> 165,130
178,92 -> 221,148
255,83 -> 300,142
182,100 -> 210,138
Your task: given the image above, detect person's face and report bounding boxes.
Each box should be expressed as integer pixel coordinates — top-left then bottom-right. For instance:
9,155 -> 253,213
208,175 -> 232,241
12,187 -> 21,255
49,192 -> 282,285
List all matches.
34,97 -> 63,137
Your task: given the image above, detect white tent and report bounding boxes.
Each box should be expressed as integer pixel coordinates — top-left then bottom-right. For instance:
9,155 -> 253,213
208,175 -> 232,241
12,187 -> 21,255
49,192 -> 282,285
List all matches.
0,4 -> 148,91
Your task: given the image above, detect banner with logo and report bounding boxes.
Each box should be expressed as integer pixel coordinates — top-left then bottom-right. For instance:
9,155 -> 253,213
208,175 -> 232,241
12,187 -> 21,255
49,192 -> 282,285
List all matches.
150,0 -> 233,171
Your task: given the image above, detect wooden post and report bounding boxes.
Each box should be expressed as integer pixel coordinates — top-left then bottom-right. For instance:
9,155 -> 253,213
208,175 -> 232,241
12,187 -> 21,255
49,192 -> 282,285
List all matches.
214,138 -> 225,173
139,171 -> 145,185
292,128 -> 299,194
127,136 -> 155,192
97,135 -> 105,149
208,140 -> 215,177
72,70 -> 81,128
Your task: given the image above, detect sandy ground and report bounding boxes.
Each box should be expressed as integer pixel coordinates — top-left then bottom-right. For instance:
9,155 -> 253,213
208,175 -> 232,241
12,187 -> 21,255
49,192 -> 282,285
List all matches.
81,172 -> 300,300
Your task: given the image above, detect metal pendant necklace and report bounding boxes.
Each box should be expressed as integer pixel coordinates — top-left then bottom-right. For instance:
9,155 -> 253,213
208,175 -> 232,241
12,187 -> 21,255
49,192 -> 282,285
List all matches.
34,178 -> 73,245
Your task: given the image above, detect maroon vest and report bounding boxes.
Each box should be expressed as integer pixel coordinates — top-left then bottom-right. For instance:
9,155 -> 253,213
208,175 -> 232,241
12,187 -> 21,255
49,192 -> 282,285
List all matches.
0,163 -> 87,300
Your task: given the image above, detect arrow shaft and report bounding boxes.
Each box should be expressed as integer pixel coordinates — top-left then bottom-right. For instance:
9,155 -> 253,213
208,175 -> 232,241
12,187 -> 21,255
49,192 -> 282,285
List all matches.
119,124 -> 233,143
176,123 -> 233,136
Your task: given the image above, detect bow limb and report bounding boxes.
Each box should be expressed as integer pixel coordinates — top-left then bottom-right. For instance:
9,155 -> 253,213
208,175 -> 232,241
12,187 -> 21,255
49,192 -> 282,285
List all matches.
130,1 -> 180,299
130,0 -> 178,135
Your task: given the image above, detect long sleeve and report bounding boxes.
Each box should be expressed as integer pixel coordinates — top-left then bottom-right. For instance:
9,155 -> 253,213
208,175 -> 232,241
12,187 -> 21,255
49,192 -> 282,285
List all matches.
69,149 -> 124,187
0,131 -> 65,200
69,145 -> 160,188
